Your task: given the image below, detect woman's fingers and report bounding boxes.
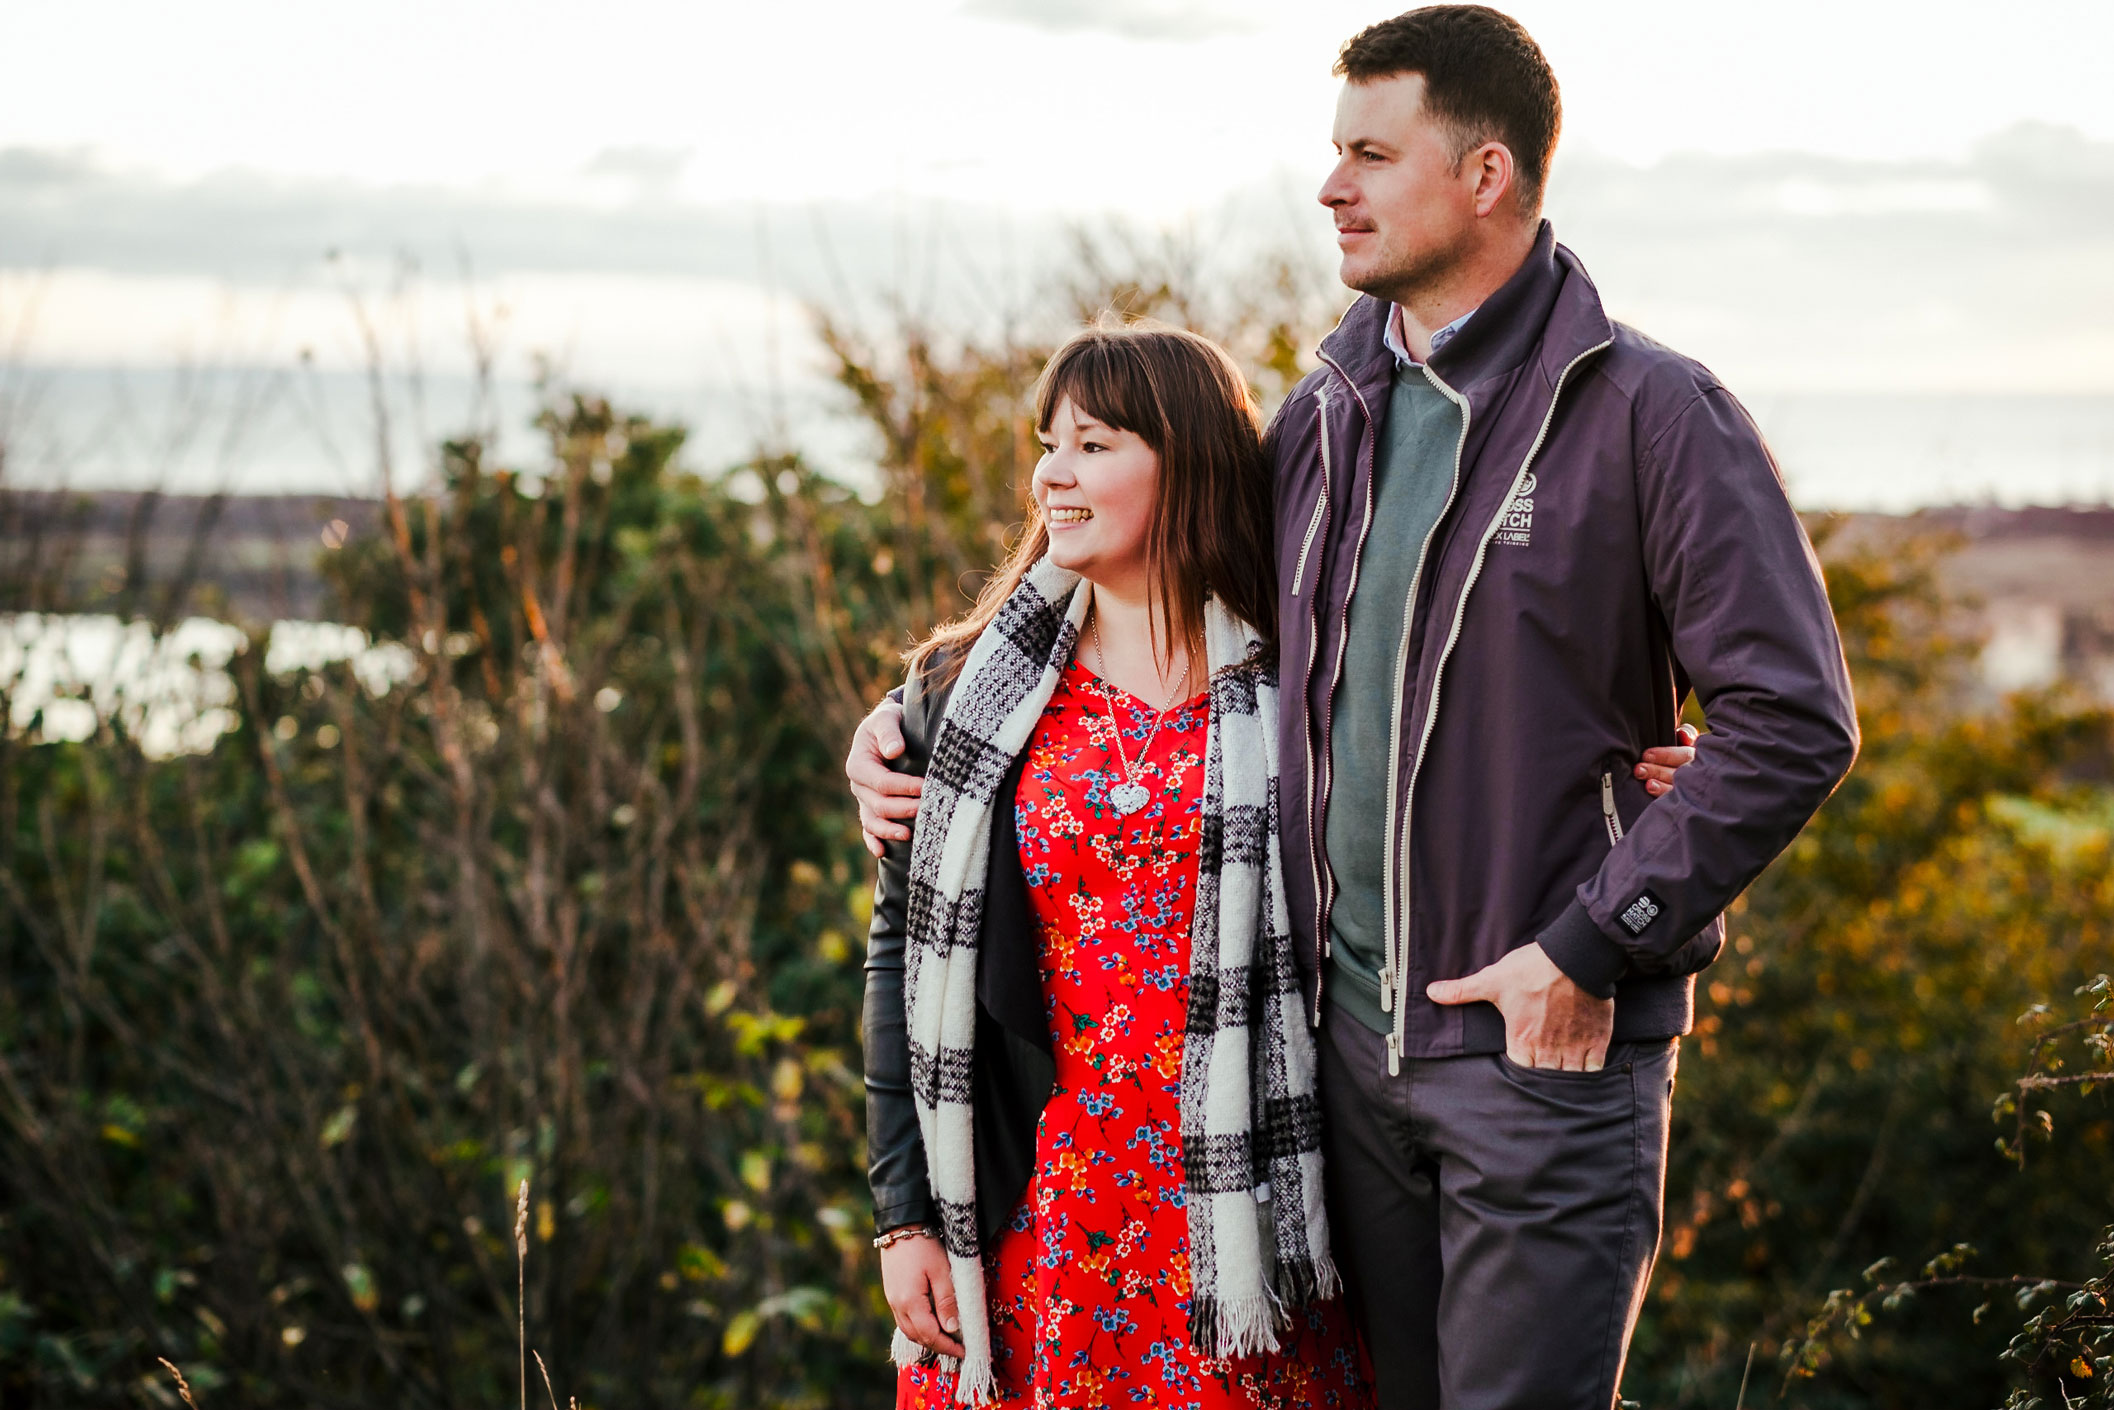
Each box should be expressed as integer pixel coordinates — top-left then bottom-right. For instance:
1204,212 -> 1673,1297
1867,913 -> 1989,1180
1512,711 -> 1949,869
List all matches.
900,1289 -> 965,1359
883,1243 -> 966,1359
1637,761 -> 1680,786
894,1296 -> 954,1357
931,1271 -> 963,1340
1635,739 -> 1699,796
1636,761 -> 1682,794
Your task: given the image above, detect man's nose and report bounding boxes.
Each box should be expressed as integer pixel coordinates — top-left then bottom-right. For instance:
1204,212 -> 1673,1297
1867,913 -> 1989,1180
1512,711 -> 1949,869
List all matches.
1317,164 -> 1352,209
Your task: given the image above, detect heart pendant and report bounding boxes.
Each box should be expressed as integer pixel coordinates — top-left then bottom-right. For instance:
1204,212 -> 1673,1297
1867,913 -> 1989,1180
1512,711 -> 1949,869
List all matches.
1109,782 -> 1150,816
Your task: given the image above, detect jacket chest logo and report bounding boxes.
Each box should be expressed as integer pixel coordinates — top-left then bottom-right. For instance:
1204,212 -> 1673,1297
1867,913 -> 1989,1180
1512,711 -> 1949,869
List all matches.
1494,472 -> 1536,548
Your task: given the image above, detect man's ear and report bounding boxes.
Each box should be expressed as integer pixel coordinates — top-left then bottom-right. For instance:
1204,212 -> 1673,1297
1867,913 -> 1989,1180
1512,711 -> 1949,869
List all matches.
1469,141 -> 1517,219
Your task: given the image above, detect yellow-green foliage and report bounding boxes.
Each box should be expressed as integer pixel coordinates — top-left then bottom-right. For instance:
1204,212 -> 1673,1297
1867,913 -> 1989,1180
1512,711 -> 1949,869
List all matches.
1,257 -> 2109,1409
1633,535 -> 2114,1408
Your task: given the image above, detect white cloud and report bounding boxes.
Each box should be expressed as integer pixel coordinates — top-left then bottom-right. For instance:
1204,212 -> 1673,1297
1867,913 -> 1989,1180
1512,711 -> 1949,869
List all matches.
580,145 -> 694,197
1542,124 -> 2114,393
9,120 -> 2114,397
959,0 -> 1269,41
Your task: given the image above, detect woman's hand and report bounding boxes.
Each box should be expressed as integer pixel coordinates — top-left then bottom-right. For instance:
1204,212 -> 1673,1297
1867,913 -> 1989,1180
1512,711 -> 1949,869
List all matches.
1634,723 -> 1701,796
881,1231 -> 964,1359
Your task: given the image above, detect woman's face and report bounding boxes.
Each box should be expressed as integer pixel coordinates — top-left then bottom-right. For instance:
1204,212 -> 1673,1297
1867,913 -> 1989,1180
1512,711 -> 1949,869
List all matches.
1032,396 -> 1160,599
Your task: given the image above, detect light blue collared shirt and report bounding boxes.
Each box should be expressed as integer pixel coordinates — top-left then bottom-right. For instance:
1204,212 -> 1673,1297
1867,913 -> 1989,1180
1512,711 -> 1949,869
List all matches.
1384,303 -> 1475,370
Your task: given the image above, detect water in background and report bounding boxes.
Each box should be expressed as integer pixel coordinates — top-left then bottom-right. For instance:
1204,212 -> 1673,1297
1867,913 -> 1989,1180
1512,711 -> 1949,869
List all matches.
0,613 -> 412,757
0,365 -> 872,500
1748,394 -> 2114,512
7,384 -> 2111,756
4,365 -> 2111,512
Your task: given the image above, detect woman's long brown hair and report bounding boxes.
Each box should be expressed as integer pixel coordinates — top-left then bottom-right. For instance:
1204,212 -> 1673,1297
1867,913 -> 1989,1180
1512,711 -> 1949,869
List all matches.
907,320 -> 1276,687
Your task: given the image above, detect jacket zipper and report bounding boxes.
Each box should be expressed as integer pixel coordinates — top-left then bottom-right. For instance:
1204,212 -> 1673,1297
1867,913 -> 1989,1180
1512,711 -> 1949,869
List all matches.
1300,387 -> 1334,1001
1308,356 -> 1382,1028
1386,338 -> 1613,1075
1601,771 -> 1625,845
1291,487 -> 1327,598
1378,363 -> 1473,1031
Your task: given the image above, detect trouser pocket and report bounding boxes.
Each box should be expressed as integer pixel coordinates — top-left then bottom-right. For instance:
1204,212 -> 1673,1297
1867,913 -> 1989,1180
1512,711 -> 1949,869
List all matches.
1495,1038 -> 1674,1084
1418,1045 -> 1675,1409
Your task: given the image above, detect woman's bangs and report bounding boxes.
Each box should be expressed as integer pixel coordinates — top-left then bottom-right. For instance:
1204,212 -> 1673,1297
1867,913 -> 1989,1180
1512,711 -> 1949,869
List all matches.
1035,338 -> 1155,441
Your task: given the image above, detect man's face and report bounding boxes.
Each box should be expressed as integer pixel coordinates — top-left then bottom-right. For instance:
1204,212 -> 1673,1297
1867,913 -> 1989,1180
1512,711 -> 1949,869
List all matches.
1319,73 -> 1483,302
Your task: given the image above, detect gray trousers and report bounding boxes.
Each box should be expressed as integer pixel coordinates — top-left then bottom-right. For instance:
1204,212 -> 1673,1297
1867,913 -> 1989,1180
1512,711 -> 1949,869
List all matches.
1318,1007 -> 1678,1410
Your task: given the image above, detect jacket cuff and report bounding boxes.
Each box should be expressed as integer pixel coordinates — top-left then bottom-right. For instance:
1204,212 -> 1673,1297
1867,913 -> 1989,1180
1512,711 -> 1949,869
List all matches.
1536,900 -> 1628,1000
872,1192 -> 935,1235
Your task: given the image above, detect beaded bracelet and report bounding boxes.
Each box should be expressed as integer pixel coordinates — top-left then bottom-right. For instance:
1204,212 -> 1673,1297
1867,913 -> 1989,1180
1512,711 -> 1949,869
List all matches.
872,1224 -> 936,1251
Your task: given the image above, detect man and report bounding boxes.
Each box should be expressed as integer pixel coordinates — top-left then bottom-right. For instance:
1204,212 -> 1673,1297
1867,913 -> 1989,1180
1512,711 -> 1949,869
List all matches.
847,7 -> 1857,1407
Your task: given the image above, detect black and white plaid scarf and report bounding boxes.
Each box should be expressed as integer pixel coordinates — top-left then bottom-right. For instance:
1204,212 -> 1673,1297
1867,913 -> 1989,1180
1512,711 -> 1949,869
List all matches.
893,556 -> 1336,1403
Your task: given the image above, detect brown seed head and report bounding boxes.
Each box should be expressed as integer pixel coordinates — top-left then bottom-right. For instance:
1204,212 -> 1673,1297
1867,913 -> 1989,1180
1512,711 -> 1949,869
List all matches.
157,1357 -> 200,1410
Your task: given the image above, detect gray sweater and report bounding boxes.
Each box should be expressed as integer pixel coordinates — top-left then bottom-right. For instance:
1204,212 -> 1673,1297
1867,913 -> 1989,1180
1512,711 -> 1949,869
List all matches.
1325,366 -> 1463,1034
1268,222 -> 1858,1064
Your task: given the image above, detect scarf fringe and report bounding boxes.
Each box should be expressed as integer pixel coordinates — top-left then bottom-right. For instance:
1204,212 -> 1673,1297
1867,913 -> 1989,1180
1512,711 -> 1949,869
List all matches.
1310,1253 -> 1342,1304
1271,1252 -> 1342,1308
1184,1253 -> 1350,1360
890,1331 -> 996,1407
951,1351 -> 996,1406
1187,1293 -> 1283,1359
890,1328 -> 931,1372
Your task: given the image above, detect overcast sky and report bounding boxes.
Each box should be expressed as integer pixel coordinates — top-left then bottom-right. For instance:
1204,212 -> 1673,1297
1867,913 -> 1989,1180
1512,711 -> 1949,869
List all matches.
10,0 -> 2114,198
4,0 -> 2114,504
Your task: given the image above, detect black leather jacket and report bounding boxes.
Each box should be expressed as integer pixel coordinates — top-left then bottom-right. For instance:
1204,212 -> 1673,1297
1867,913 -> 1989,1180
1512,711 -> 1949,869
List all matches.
862,663 -> 1056,1241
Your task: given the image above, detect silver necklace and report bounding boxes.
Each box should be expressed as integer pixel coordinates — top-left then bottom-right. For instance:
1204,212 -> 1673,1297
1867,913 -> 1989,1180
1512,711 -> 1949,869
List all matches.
1089,612 -> 1190,818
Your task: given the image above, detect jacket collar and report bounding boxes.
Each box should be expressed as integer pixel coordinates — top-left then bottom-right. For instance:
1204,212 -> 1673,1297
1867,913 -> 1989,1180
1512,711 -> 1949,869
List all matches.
1317,220 -> 1614,406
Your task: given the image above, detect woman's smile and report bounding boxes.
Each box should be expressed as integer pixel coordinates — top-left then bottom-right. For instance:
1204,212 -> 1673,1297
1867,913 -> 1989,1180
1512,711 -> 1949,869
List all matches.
1031,396 -> 1159,598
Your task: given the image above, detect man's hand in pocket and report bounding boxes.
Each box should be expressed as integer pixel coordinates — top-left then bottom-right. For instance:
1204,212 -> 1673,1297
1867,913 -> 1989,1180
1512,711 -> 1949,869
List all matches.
1427,943 -> 1615,1071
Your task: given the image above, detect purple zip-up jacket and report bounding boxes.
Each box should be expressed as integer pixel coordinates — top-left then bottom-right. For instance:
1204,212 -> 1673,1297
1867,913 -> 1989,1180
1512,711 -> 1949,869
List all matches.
1270,222 -> 1858,1065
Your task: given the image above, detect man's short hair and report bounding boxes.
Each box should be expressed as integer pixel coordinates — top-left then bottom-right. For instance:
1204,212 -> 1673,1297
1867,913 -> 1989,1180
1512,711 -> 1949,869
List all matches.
1335,5 -> 1561,215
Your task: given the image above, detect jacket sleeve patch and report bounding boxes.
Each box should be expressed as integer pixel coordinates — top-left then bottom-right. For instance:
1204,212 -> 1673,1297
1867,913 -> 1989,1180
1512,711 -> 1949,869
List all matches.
1617,890 -> 1664,937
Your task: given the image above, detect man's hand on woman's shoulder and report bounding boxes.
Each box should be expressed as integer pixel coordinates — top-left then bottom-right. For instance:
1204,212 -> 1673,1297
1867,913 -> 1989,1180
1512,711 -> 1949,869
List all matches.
848,699 -> 921,858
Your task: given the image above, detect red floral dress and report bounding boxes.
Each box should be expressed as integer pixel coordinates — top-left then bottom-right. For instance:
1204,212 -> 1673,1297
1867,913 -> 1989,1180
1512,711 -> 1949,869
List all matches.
900,660 -> 1371,1410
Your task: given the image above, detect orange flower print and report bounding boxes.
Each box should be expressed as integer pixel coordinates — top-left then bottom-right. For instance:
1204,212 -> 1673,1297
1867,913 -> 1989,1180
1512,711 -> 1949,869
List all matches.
899,661 -> 1370,1410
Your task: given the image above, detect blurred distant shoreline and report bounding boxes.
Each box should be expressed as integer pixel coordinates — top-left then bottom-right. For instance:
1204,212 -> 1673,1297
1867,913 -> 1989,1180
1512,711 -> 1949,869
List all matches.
3,367 -> 2112,510
8,490 -> 2113,705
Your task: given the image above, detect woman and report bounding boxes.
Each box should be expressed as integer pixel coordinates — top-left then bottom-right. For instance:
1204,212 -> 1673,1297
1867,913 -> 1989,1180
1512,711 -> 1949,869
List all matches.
861,323 -> 1691,1407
